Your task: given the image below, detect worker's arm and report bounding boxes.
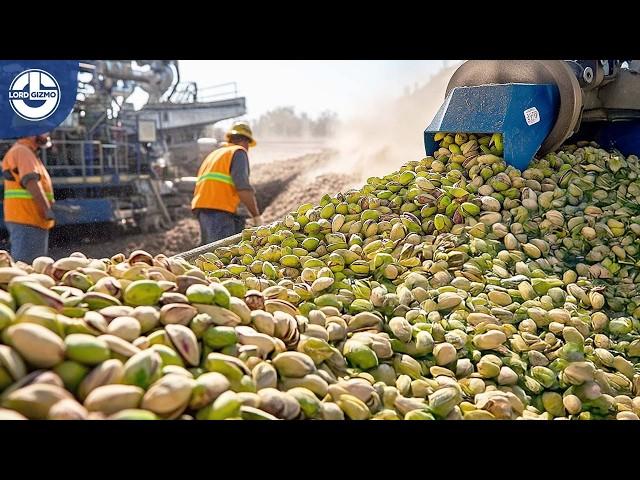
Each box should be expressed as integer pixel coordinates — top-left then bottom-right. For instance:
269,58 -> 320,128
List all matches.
23,178 -> 53,220
230,150 -> 261,220
237,189 -> 260,217
15,147 -> 53,220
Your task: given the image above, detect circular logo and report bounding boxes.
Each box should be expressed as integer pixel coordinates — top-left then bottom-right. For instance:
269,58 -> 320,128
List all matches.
8,69 -> 61,121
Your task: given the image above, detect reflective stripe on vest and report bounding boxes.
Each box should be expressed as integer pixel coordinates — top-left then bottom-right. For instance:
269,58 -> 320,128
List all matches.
191,145 -> 244,213
2,142 -> 56,230
4,189 -> 55,201
196,172 -> 235,185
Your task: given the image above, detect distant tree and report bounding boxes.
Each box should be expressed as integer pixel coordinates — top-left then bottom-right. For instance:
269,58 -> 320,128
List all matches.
252,107 -> 339,138
310,110 -> 339,137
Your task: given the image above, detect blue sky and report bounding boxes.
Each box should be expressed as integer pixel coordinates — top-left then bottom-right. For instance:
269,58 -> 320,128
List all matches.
169,60 -> 455,121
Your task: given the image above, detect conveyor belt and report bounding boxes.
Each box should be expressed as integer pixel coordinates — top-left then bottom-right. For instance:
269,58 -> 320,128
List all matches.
171,233 -> 242,262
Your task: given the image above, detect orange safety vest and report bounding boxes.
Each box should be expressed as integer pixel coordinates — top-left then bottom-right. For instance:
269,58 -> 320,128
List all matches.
2,140 -> 55,230
192,144 -> 245,213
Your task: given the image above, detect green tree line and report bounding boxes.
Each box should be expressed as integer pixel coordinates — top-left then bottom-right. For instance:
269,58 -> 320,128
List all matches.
251,107 -> 339,138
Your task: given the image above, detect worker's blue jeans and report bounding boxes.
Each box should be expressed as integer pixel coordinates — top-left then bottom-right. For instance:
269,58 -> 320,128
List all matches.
198,210 -> 245,246
6,222 -> 49,264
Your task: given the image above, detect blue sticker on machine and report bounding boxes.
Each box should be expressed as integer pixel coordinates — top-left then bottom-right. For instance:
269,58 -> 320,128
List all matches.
0,60 -> 79,138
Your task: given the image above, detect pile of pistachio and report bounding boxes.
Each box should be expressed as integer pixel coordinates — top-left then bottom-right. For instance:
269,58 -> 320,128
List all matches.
0,132 -> 639,420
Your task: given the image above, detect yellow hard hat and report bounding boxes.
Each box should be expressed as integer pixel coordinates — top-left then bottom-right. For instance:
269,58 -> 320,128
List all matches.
225,121 -> 256,147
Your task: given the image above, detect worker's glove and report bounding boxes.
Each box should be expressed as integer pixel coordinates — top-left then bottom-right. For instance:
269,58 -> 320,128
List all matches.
249,215 -> 263,227
44,208 -> 55,221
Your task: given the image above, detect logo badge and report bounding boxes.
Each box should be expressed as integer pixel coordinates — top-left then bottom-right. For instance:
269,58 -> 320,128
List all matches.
8,69 -> 61,122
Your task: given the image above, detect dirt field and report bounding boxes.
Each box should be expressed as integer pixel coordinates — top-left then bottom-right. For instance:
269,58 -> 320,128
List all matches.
35,148 -> 357,259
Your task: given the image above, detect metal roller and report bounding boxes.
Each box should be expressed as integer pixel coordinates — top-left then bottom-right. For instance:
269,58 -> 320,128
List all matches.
424,59 -> 640,170
445,60 -> 583,154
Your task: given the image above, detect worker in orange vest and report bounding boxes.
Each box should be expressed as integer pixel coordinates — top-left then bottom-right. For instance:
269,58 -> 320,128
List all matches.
2,133 -> 55,263
192,121 -> 262,245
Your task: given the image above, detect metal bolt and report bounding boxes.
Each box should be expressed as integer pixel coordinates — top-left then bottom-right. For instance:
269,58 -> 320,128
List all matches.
583,67 -> 594,83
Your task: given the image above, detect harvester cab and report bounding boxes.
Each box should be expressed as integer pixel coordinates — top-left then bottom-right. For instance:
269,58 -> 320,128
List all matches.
425,60 -> 640,170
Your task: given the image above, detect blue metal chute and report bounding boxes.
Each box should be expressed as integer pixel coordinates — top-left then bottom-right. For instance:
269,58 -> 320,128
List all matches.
52,199 -> 116,226
587,121 -> 640,158
424,84 -> 561,171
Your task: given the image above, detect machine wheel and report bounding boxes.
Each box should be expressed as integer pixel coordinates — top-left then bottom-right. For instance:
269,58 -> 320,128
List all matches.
446,60 -> 583,155
138,215 -> 162,234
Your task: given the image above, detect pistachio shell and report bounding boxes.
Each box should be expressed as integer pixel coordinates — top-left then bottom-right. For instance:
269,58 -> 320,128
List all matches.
84,384 -> 144,415
6,324 -> 65,368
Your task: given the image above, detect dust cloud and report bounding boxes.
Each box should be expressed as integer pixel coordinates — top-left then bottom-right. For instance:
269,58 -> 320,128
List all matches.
322,64 -> 460,182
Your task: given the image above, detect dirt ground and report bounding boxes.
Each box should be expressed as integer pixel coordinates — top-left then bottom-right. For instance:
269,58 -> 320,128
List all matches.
35,149 -> 358,259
